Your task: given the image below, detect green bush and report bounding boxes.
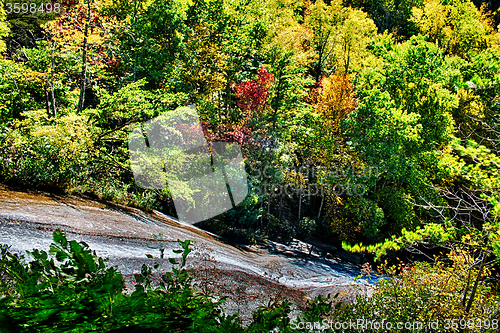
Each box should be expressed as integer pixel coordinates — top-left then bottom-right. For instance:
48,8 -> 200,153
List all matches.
2,229 -> 498,332
0,230 -> 240,332
0,111 -> 97,190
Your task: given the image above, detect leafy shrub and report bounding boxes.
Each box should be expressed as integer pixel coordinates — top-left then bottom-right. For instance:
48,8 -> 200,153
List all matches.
343,222 -> 456,260
330,196 -> 385,243
0,110 -> 97,190
246,299 -> 294,333
1,229 -> 498,333
0,110 -> 165,212
0,229 -> 240,332
298,217 -> 316,240
330,253 -> 500,332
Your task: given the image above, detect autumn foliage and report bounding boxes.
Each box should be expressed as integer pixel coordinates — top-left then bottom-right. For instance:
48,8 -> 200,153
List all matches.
235,66 -> 274,116
1,0 -> 500,327
314,74 -> 357,130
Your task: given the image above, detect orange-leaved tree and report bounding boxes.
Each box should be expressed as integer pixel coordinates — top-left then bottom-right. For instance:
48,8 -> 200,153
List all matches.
315,74 -> 357,131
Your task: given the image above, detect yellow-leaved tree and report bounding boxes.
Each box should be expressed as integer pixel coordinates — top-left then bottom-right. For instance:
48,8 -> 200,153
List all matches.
305,0 -> 346,80
43,0 -> 118,112
315,74 -> 357,130
410,0 -> 493,58
335,8 -> 377,75
0,7 -> 8,52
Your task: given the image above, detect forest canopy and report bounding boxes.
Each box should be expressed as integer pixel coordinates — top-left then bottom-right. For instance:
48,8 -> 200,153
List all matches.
0,0 -> 499,311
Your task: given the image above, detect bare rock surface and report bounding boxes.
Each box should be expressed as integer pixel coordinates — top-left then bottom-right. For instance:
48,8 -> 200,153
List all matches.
0,186 -> 377,322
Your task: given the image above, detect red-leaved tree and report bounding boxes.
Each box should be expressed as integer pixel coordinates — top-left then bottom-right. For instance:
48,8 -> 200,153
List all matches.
235,66 -> 274,117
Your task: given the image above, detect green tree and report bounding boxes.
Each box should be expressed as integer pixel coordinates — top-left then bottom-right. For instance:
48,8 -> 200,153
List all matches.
305,0 -> 345,80
410,0 -> 493,58
342,36 -> 457,240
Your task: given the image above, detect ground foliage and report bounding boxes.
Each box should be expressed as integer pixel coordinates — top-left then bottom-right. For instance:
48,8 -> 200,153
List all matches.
0,230 -> 498,332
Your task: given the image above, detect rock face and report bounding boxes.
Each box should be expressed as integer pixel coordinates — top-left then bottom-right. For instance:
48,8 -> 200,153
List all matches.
0,186 -> 374,321
306,238 -> 338,253
335,250 -> 363,264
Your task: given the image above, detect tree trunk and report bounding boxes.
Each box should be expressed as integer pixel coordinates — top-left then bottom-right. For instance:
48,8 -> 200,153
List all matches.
50,41 -> 56,117
133,53 -> 137,82
78,0 -> 92,112
461,267 -> 472,308
317,194 -> 324,220
132,0 -> 138,82
260,199 -> 263,232
321,187 -> 336,225
272,70 -> 282,132
465,253 -> 486,314
267,200 -> 270,231
279,192 -> 283,221
298,192 -> 302,223
458,252 -> 487,333
45,89 -> 51,117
